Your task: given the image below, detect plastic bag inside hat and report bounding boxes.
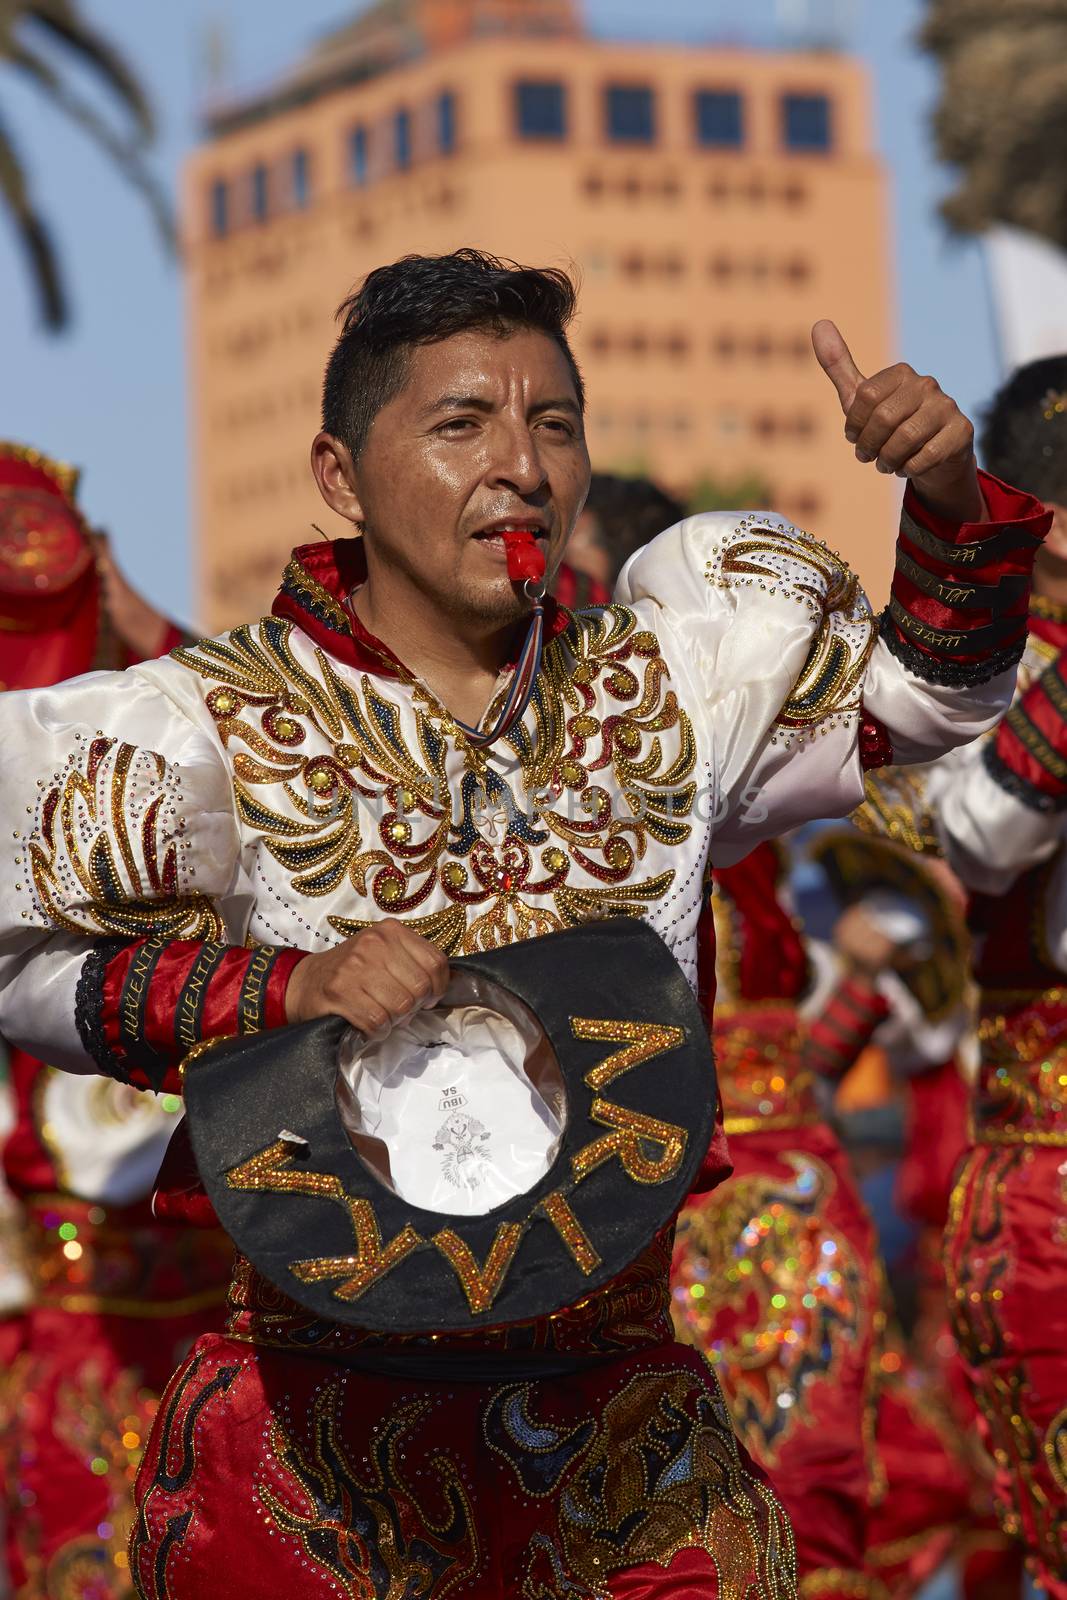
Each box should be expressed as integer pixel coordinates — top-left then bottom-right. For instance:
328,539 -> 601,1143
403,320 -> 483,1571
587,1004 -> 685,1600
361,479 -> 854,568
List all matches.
336,969 -> 566,1217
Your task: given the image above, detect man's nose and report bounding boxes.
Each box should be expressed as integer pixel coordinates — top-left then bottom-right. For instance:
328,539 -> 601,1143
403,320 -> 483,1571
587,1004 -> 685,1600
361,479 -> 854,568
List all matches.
488,424 -> 548,497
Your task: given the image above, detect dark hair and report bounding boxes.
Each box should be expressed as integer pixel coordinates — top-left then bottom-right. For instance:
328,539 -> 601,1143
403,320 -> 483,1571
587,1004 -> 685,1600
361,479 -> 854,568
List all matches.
980,354 -> 1067,504
583,471 -> 685,581
322,248 -> 585,459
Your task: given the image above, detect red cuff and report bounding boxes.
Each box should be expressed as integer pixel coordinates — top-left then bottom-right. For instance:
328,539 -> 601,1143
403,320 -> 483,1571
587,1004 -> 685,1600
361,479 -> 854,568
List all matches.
859,711 -> 894,772
881,471 -> 1051,686
904,470 -> 1048,546
83,938 -> 306,1093
803,974 -> 890,1080
985,649 -> 1067,812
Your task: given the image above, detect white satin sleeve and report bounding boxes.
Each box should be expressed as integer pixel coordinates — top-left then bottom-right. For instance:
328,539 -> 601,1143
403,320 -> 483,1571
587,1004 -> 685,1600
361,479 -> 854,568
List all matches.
927,734 -> 1067,894
616,512 -> 1017,866
0,659 -> 249,1071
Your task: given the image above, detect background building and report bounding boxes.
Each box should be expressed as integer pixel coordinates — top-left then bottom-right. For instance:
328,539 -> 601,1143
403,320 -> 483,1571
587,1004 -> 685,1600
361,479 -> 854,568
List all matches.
184,0 -> 895,631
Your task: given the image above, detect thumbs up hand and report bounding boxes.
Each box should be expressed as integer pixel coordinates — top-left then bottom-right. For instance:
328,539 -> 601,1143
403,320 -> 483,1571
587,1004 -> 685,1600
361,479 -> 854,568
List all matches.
812,320 -> 985,525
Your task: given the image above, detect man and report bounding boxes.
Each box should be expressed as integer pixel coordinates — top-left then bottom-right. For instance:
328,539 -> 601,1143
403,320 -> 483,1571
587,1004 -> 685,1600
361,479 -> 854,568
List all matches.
922,355 -> 1067,1598
0,250 -> 1049,1598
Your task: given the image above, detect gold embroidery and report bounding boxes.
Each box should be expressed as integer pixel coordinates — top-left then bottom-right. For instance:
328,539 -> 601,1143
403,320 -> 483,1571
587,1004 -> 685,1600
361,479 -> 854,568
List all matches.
291,1199 -> 421,1302
258,1384 -> 480,1595
538,1191 -> 601,1275
226,1138 -> 339,1200
705,518 -> 874,737
483,1370 -> 798,1599
572,1100 -> 687,1185
570,1016 -> 686,1090
433,1223 -> 524,1314
25,736 -> 223,939
673,1154 -> 866,1471
174,609 -> 696,952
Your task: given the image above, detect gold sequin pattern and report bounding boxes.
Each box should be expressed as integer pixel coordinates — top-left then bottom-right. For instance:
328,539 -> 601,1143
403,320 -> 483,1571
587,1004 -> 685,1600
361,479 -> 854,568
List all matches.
174,610 -> 695,953
21,733 -> 222,940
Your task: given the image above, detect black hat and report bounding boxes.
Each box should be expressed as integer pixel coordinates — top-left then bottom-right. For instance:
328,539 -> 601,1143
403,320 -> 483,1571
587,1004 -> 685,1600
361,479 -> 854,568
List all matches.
183,919 -> 715,1333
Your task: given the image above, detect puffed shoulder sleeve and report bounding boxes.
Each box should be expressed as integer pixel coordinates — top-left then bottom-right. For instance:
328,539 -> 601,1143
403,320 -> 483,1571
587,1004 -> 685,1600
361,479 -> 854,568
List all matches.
0,660 -> 261,1076
615,473 -> 1050,865
929,645 -> 1067,893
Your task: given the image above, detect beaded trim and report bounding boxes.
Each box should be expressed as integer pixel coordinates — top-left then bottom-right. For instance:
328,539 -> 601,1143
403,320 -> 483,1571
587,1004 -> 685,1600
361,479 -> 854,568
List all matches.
73,937 -> 134,1080
982,738 -> 1067,814
878,609 -> 1024,687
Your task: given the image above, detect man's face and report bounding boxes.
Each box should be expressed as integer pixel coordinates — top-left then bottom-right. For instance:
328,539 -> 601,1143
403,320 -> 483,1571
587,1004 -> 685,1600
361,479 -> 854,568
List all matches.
350,327 -> 591,625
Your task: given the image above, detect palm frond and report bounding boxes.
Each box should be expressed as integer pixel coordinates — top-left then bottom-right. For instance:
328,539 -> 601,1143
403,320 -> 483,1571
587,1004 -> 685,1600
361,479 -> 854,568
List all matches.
0,109 -> 66,327
19,0 -> 155,141
9,38 -> 175,253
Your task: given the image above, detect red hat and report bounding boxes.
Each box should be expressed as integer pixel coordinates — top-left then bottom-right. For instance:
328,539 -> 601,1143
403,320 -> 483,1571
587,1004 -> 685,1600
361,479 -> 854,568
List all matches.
0,441 -> 100,691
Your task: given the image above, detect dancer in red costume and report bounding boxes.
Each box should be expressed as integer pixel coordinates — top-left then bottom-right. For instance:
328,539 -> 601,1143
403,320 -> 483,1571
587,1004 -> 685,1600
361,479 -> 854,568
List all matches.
0,251 -> 1050,1598
809,834 -> 1022,1600
672,839 -> 1002,1600
921,358 -> 1067,1598
0,442 -> 235,1600
672,843 -> 891,1600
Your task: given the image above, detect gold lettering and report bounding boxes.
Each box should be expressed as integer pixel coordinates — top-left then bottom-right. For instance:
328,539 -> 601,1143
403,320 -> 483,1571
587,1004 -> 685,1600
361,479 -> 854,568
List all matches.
570,1016 -> 685,1090
433,1222 -> 524,1313
227,1139 -> 422,1303
538,1190 -> 601,1274
572,1098 -> 687,1185
291,1198 -> 421,1302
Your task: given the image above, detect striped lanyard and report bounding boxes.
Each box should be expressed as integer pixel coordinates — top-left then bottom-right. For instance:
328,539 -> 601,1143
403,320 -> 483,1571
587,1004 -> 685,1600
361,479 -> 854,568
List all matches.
453,584 -> 546,750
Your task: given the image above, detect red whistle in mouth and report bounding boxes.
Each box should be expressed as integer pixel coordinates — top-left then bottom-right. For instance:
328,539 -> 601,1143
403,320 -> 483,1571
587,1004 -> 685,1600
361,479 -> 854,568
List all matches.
501,528 -> 546,585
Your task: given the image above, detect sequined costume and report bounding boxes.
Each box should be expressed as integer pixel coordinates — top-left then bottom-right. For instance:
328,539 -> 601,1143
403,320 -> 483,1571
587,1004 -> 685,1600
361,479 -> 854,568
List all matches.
927,599 -> 1067,1596
0,442 -> 233,1600
674,833 -> 1027,1600
0,478 -> 1049,1598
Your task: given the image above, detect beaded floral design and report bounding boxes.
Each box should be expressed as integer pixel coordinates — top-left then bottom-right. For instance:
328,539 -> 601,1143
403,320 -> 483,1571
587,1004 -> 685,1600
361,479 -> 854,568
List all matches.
673,1152 -> 864,1467
705,516 -> 874,743
19,734 -> 222,940
173,608 -> 697,953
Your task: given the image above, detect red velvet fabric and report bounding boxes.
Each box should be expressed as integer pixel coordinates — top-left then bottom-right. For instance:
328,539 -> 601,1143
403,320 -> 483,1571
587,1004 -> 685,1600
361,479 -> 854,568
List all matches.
713,843 -> 809,1003
98,939 -> 306,1095
129,1329 -> 795,1599
992,647 -> 1067,804
946,1146 -> 1067,1598
0,1196 -> 232,1599
804,976 -> 890,1082
859,712 -> 894,772
895,1060 -> 970,1231
271,535 -> 573,680
674,1122 -> 879,1593
888,474 -> 1051,669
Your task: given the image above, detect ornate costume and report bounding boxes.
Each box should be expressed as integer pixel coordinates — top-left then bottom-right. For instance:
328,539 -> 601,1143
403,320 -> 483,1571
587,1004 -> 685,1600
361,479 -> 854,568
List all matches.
0,476 -> 1048,1598
673,838 -> 1000,1600
926,598 -> 1067,1596
0,443 -> 233,1600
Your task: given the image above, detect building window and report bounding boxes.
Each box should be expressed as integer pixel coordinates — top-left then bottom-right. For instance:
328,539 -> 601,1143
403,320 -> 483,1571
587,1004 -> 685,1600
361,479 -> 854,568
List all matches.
438,90 -> 457,155
515,80 -> 567,140
349,125 -> 369,186
251,162 -> 269,223
694,90 -> 743,149
395,108 -> 412,170
782,93 -> 832,152
292,149 -> 310,209
209,178 -> 228,237
606,85 -> 655,145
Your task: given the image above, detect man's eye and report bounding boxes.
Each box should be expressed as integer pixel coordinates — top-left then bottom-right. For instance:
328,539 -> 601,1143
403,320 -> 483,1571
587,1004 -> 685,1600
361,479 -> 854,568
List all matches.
438,417 -> 478,433
539,418 -> 574,436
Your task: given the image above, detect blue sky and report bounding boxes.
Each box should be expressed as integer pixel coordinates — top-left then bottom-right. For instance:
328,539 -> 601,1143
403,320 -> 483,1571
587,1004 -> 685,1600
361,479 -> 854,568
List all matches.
0,0 -> 998,626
